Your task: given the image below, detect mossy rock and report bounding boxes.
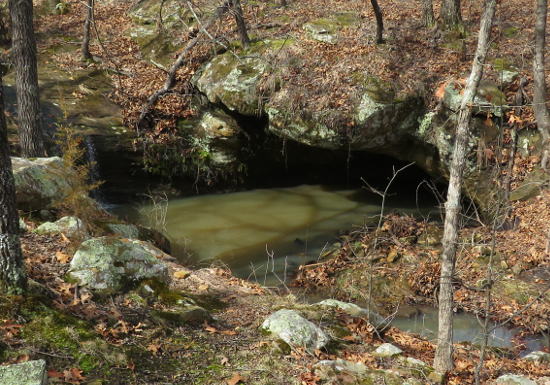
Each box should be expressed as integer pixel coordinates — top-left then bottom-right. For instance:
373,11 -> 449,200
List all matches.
150,305 -> 212,326
12,157 -> 74,211
69,237 -> 170,294
509,168 -> 550,201
193,51 -> 269,116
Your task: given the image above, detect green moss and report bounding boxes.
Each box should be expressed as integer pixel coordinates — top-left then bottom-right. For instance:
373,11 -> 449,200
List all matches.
503,26 -> 519,38
492,58 -> 514,72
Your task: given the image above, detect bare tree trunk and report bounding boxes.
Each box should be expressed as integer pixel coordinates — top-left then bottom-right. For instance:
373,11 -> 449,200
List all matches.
81,0 -> 93,61
421,0 -> 436,27
0,74 -> 26,295
441,0 -> 462,27
433,0 -> 497,374
231,0 -> 250,47
533,0 -> 550,168
370,0 -> 384,44
280,0 -> 288,6
9,0 -> 45,157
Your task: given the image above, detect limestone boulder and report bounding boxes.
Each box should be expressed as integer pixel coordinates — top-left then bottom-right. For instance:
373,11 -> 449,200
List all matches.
12,157 -> 73,211
69,236 -> 170,293
262,309 -> 330,351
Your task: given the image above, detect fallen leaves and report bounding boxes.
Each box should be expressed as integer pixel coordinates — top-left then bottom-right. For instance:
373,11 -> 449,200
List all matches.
226,372 -> 245,385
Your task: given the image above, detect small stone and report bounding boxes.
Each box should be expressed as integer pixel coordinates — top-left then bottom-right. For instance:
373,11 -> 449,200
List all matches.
373,343 -> 403,357
151,305 -> 211,326
19,218 -> 29,232
262,309 -> 330,351
35,216 -> 89,239
315,299 -> 387,331
0,359 -> 47,385
523,351 -> 550,364
314,359 -> 368,375
402,356 -> 428,368
495,374 -> 537,385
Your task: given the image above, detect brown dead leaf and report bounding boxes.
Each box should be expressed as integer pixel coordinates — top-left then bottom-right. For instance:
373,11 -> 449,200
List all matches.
227,372 -> 245,385
55,251 -> 72,263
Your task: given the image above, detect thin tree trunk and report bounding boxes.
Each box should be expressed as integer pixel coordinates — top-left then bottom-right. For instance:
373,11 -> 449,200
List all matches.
280,0 -> 287,6
433,0 -> 497,373
441,0 -> 462,27
9,0 -> 45,157
81,0 -> 93,61
421,0 -> 436,27
370,0 -> 384,44
0,74 -> 26,295
533,0 -> 550,168
231,0 -> 250,47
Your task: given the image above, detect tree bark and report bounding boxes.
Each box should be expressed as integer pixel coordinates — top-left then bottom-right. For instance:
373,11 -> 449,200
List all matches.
533,0 -> 550,168
231,0 -> 250,47
0,73 -> 26,295
81,0 -> 93,61
9,0 -> 45,157
441,0 -> 462,27
433,0 -> 497,374
421,0 -> 436,27
370,0 -> 384,44
280,0 -> 288,6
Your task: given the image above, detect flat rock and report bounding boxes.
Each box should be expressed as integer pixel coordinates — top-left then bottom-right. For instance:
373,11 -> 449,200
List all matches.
35,216 -> 89,239
262,309 -> 330,351
496,374 -> 537,385
523,351 -> 550,363
0,359 -> 47,385
374,343 -> 403,357
315,299 -> 387,330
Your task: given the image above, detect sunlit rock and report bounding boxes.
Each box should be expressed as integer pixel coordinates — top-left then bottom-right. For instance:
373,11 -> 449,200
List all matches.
0,359 -> 47,385
35,216 -> 89,239
262,309 -> 330,351
69,237 -> 170,293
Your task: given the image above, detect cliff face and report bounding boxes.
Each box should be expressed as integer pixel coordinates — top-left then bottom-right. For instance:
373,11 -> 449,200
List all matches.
124,0 -> 542,209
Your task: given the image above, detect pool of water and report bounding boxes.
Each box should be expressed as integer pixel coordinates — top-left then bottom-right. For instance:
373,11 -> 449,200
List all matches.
392,306 -> 548,354
114,184 -> 432,282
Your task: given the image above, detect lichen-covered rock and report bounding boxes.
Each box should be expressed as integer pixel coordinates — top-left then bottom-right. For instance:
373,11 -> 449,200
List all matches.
262,309 -> 330,351
523,351 -> 550,364
193,51 -> 269,116
374,343 -> 403,357
12,157 -> 73,211
442,79 -> 507,117
315,299 -> 387,330
314,359 -> 405,384
0,359 -> 47,385
105,223 -> 140,239
495,374 -> 537,385
151,305 -> 211,326
69,237 -> 170,293
35,216 -> 89,238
